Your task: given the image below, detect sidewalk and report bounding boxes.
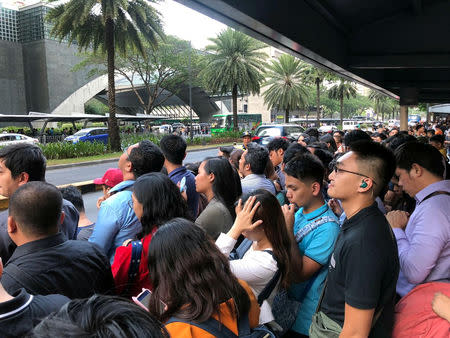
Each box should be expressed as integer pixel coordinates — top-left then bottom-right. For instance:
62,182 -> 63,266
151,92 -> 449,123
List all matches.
47,143 -> 234,170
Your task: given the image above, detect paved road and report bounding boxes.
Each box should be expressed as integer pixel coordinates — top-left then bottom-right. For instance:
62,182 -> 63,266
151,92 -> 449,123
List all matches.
46,147 -> 220,186
47,147 -> 220,222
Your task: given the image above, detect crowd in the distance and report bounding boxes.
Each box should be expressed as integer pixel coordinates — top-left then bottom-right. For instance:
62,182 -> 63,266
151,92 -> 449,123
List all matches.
0,121 -> 448,338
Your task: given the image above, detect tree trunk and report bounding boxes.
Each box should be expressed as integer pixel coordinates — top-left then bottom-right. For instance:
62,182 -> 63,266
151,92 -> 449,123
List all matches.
339,96 -> 344,128
232,84 -> 238,131
105,18 -> 121,151
285,108 -> 289,123
381,109 -> 384,123
316,78 -> 320,127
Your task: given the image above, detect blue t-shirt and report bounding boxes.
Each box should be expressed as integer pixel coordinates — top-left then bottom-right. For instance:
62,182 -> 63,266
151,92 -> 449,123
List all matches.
288,203 -> 340,335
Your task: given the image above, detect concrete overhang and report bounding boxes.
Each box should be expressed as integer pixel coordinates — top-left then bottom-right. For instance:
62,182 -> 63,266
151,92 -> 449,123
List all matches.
176,0 -> 450,105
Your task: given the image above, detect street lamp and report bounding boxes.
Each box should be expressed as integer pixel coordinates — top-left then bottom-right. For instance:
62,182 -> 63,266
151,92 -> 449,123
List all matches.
188,41 -> 193,140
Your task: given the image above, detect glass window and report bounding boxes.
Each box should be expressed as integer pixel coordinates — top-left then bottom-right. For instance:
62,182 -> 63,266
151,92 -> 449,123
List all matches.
257,127 -> 281,137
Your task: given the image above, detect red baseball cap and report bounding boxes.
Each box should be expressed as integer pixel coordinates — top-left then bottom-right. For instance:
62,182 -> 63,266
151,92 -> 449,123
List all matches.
93,168 -> 123,188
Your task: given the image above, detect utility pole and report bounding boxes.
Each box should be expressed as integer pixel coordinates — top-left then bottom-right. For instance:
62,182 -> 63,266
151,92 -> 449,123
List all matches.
189,41 -> 193,140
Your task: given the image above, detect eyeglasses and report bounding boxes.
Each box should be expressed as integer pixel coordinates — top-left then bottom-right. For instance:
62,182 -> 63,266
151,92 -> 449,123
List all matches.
332,164 -> 377,185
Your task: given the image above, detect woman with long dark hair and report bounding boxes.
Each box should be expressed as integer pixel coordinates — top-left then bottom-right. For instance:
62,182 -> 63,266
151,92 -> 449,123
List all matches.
112,173 -> 190,296
215,189 -> 292,325
195,157 -> 242,239
147,218 -> 260,337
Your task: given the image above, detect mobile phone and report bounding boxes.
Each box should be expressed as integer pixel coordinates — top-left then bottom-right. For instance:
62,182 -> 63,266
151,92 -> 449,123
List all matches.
179,176 -> 187,193
132,288 -> 151,311
132,288 -> 167,314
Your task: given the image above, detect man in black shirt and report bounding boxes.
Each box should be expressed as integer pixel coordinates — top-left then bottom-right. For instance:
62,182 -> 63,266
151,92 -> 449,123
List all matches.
1,181 -> 115,299
0,143 -> 79,263
316,141 -> 399,337
0,259 -> 69,337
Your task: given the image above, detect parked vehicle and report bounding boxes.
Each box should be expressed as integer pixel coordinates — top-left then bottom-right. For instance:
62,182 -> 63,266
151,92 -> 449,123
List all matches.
64,127 -> 108,144
159,124 -> 173,134
172,123 -> 185,130
252,124 -> 304,145
0,133 -> 39,147
388,119 -> 400,128
318,125 -> 338,133
342,120 -> 359,131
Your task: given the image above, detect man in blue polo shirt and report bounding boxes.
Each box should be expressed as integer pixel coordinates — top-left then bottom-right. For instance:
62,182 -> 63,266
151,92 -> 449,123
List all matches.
282,153 -> 340,337
160,135 -> 199,218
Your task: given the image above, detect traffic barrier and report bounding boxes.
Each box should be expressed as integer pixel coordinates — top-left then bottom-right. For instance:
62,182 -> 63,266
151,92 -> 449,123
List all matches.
0,180 -> 103,211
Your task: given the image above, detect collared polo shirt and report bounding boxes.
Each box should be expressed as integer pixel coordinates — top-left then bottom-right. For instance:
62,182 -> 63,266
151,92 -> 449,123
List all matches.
241,174 -> 276,195
320,203 -> 399,337
288,203 -> 339,335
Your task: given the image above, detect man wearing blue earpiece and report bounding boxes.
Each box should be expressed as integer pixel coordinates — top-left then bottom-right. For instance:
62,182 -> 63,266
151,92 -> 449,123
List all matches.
309,140 -> 400,338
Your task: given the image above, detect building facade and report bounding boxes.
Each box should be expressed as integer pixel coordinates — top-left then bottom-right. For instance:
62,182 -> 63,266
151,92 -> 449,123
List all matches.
0,1 -> 92,115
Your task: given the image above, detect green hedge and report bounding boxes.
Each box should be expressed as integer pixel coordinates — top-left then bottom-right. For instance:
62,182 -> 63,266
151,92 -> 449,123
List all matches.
40,141 -> 106,160
38,133 -> 238,160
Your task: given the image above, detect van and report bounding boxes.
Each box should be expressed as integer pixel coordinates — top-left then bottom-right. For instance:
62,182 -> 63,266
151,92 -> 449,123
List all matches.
342,120 -> 359,131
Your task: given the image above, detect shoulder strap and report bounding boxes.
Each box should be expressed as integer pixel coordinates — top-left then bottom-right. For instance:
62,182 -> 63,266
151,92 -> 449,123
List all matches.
421,190 -> 450,203
166,317 -> 237,338
5,263 -> 52,295
237,312 -> 252,336
229,238 -> 253,260
257,250 -> 281,306
294,216 -> 338,243
122,240 -> 143,297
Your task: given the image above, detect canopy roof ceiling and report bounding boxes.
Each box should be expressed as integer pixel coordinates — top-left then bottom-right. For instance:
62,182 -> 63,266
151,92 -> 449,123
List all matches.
177,0 -> 450,105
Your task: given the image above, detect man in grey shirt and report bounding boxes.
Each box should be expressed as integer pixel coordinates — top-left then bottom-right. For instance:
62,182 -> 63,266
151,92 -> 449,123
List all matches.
239,143 -> 276,195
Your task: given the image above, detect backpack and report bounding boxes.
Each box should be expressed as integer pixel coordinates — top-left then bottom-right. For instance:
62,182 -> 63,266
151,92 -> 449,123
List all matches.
166,313 -> 276,338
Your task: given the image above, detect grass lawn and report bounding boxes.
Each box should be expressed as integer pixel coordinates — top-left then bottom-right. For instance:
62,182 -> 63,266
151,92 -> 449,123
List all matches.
47,142 -> 234,166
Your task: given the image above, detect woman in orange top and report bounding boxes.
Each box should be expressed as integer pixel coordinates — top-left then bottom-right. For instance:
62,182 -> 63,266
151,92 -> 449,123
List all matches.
112,173 -> 190,296
147,218 -> 260,337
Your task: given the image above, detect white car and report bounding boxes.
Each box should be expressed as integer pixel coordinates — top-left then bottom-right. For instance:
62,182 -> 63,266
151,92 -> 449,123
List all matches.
318,125 -> 338,133
0,133 -> 39,147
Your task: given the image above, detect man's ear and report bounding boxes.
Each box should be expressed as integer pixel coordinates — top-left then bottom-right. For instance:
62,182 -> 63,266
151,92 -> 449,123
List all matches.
244,163 -> 251,172
17,172 -> 29,187
410,163 -> 423,178
7,215 -> 18,235
183,152 -> 187,160
277,149 -> 284,157
311,182 -> 322,196
59,211 -> 65,225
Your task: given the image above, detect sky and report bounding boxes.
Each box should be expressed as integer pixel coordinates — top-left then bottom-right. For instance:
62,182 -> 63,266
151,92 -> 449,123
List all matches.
5,0 -> 228,49
155,0 -> 228,49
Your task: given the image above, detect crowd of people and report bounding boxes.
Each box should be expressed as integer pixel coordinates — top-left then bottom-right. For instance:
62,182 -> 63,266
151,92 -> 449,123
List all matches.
0,122 -> 448,337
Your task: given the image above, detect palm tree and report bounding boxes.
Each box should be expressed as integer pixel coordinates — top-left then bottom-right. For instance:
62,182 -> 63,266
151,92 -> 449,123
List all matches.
328,80 -> 357,127
301,64 -> 333,126
47,0 -> 164,151
369,89 -> 390,122
262,54 -> 309,123
202,28 -> 266,130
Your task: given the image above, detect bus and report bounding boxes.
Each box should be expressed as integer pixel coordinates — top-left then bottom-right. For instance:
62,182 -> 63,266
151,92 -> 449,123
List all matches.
210,113 -> 262,135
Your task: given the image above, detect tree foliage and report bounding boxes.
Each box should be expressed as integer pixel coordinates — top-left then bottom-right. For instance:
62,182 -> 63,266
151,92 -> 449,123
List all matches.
201,28 -> 267,130
47,0 -> 164,151
301,64 -> 335,125
328,80 -> 357,126
75,35 -> 203,115
262,54 -> 309,122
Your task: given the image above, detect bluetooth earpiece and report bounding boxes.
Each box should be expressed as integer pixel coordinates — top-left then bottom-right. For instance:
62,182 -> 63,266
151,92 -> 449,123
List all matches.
360,180 -> 368,188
